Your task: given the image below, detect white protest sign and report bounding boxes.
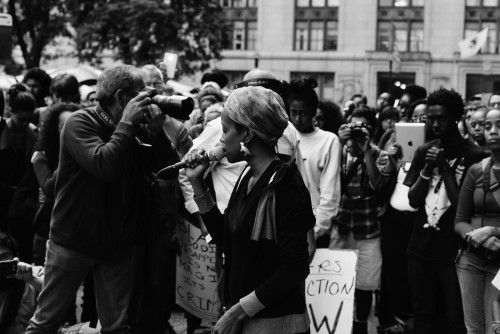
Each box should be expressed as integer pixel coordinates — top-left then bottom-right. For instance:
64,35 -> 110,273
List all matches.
493,269 -> 500,290
306,249 -> 358,334
176,218 -> 219,321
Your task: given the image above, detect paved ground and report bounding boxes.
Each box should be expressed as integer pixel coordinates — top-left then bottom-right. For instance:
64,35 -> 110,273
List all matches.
76,287 -> 380,333
168,304 -> 380,334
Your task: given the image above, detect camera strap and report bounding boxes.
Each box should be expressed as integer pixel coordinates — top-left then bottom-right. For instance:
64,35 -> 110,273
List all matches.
0,116 -> 5,139
85,107 -> 116,130
341,155 -> 363,195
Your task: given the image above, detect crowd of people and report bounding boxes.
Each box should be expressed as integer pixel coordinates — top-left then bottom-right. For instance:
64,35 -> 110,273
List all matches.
1,61 -> 500,334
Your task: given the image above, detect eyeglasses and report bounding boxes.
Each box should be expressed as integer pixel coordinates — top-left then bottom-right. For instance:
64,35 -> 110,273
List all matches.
427,115 -> 448,124
411,115 -> 427,123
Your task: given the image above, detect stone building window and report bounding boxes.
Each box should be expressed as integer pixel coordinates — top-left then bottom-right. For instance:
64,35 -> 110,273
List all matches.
294,0 -> 338,51
377,0 -> 424,52
465,0 -> 500,53
222,0 -> 258,50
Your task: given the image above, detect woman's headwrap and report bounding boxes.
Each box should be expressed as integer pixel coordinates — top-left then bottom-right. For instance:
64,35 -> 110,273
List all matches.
224,86 -> 289,147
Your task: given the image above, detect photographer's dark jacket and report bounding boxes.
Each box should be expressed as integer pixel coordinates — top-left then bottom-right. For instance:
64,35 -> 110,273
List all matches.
49,105 -> 178,261
196,158 -> 314,333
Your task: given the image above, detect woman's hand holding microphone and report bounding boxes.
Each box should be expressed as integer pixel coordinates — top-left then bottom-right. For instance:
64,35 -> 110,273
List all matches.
184,149 -> 212,196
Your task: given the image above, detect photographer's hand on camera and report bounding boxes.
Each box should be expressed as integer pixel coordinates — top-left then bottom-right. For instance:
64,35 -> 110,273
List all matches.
352,127 -> 371,154
121,92 -> 151,125
338,124 -> 351,146
144,104 -> 166,137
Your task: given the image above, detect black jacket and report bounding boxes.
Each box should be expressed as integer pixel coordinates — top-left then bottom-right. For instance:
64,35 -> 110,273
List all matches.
50,106 -> 178,261
202,157 -> 315,318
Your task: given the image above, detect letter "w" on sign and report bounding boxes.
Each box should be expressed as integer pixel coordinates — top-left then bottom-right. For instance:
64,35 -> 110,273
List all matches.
308,301 -> 344,334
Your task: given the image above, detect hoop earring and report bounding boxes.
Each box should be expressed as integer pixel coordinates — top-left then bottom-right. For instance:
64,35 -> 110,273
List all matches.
240,142 -> 251,157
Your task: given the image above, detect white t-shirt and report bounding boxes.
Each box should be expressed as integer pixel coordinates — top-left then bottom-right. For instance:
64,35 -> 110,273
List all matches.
296,128 -> 341,238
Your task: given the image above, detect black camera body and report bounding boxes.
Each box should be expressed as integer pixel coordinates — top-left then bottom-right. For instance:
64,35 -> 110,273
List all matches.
350,122 -> 368,141
0,259 -> 17,277
145,87 -> 194,121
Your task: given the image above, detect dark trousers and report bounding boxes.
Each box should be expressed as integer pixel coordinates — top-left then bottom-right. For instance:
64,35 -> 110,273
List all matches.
26,240 -> 133,334
129,228 -> 177,334
407,256 -> 466,334
379,206 -> 413,325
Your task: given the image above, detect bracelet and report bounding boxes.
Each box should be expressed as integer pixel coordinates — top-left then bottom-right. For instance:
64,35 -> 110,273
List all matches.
419,170 -> 431,180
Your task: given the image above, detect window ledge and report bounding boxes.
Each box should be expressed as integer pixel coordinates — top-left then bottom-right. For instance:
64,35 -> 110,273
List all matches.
366,50 -> 431,61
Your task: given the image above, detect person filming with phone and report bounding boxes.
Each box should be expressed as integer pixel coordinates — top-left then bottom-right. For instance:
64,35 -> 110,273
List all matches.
25,65 -> 179,334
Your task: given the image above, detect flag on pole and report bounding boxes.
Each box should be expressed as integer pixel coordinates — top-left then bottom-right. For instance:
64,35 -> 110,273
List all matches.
458,28 -> 489,59
389,22 -> 401,72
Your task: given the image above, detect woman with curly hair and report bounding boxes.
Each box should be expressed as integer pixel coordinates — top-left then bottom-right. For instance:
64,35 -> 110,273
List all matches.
315,101 -> 344,135
31,103 -> 81,264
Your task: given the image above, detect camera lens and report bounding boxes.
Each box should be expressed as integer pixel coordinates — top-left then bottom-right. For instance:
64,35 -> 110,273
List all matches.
151,95 -> 194,121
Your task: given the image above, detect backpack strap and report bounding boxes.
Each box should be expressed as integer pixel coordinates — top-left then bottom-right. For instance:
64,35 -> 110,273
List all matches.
341,157 -> 363,195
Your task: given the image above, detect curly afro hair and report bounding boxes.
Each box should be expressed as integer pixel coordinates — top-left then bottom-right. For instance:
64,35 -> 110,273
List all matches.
427,88 -> 464,122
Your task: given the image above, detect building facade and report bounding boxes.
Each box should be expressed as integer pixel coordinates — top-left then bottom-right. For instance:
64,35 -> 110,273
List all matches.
216,0 -> 500,105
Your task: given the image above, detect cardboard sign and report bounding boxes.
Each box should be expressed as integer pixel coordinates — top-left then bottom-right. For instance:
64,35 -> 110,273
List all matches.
176,218 -> 219,321
306,249 -> 358,334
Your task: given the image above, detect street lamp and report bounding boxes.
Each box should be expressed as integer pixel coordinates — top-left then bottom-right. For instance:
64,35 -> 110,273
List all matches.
253,51 -> 260,68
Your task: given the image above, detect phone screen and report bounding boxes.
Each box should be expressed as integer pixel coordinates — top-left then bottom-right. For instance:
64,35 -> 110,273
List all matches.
0,14 -> 13,63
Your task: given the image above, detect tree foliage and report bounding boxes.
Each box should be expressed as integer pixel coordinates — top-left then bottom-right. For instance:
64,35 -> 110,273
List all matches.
8,0 -> 73,68
67,0 -> 231,76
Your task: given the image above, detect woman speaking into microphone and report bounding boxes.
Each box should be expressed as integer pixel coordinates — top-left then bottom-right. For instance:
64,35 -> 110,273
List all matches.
184,86 -> 315,334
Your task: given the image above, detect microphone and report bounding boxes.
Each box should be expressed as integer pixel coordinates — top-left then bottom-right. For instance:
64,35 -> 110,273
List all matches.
161,146 -> 226,171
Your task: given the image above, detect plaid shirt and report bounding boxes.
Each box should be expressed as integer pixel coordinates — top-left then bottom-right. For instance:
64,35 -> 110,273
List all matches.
335,144 -> 389,240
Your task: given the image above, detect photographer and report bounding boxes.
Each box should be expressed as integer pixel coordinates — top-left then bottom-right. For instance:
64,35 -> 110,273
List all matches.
332,106 -> 398,334
26,65 -> 179,334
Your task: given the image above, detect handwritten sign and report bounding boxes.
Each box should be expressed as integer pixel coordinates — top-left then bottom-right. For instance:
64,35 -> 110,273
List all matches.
306,249 -> 358,334
176,218 -> 219,321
